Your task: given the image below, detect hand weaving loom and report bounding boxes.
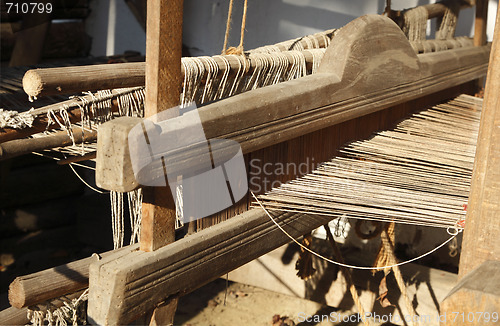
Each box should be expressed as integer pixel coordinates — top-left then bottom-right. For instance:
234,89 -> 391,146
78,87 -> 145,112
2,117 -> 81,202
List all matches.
1,1 -> 499,325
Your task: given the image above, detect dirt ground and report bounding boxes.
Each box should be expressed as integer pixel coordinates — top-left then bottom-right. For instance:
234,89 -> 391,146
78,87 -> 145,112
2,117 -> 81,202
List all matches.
175,279 -> 364,326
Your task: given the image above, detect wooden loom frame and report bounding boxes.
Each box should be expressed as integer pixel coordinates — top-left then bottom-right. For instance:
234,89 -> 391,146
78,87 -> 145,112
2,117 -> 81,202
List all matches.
88,6 -> 496,326
2,1 -> 499,325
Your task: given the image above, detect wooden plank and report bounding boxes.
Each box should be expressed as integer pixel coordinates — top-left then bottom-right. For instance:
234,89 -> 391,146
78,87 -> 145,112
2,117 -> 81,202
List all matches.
458,4 -> 500,277
21,51 -> 318,98
138,0 -> 184,324
87,208 -> 333,326
8,245 -> 138,308
440,261 -> 500,326
140,0 -> 183,253
95,15 -> 491,192
0,306 -> 29,326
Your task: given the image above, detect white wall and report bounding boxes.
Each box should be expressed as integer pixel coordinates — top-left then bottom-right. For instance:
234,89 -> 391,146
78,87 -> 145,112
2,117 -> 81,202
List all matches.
85,0 -> 497,57
86,0 -> 146,57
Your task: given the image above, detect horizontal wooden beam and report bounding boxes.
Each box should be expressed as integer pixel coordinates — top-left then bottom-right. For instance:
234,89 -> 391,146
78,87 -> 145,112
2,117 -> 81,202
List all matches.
0,306 -> 29,326
21,32 -> 333,98
22,37 -> 473,99
23,63 -> 146,99
88,208 -> 331,325
8,245 -> 137,309
387,0 -> 473,28
0,127 -> 97,161
95,15 -> 490,192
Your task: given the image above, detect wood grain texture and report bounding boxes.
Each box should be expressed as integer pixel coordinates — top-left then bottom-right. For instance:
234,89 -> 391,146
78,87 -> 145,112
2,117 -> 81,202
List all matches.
8,245 -> 137,308
440,261 -> 500,326
474,0 -> 489,47
0,306 -> 29,325
459,4 -> 500,277
139,0 -> 183,254
95,15 -> 490,192
87,209 -> 333,325
0,127 -> 96,161
22,63 -> 145,98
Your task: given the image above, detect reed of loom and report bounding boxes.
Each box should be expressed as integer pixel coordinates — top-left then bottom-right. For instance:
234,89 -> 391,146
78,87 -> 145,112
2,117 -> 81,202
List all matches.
1,3 -> 494,325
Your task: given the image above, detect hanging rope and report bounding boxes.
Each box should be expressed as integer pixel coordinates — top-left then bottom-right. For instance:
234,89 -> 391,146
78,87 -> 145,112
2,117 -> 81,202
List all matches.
222,0 -> 249,55
402,6 -> 428,41
324,225 -> 371,326
373,223 -> 417,326
436,1 -> 460,40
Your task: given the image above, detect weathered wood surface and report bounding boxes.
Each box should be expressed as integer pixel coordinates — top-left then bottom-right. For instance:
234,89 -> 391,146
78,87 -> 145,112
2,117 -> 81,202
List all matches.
1,84 -> 470,319
95,14 -> 490,192
22,63 -> 144,98
87,208 -> 332,325
387,0 -> 472,28
139,0 -> 183,253
20,37 -> 473,98
458,4 -> 500,277
8,245 -> 138,309
21,53 -> 315,98
0,127 -> 97,161
138,0 -> 184,324
474,0 -> 489,47
440,261 -> 500,326
88,15 -> 487,325
0,306 -> 29,325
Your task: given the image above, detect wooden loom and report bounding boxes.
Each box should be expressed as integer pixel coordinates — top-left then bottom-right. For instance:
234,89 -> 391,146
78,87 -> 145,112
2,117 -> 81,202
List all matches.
89,11 -> 494,326
1,1 -> 499,325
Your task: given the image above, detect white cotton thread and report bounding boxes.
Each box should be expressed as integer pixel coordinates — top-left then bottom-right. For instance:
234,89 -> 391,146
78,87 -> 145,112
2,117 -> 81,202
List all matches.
251,191 -> 460,271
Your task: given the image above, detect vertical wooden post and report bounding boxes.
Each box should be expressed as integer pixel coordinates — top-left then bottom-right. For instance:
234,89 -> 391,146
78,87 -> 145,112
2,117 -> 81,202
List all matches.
440,7 -> 500,324
141,0 -> 184,252
474,0 -> 489,90
474,0 -> 489,47
459,3 -> 500,279
141,0 -> 183,324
